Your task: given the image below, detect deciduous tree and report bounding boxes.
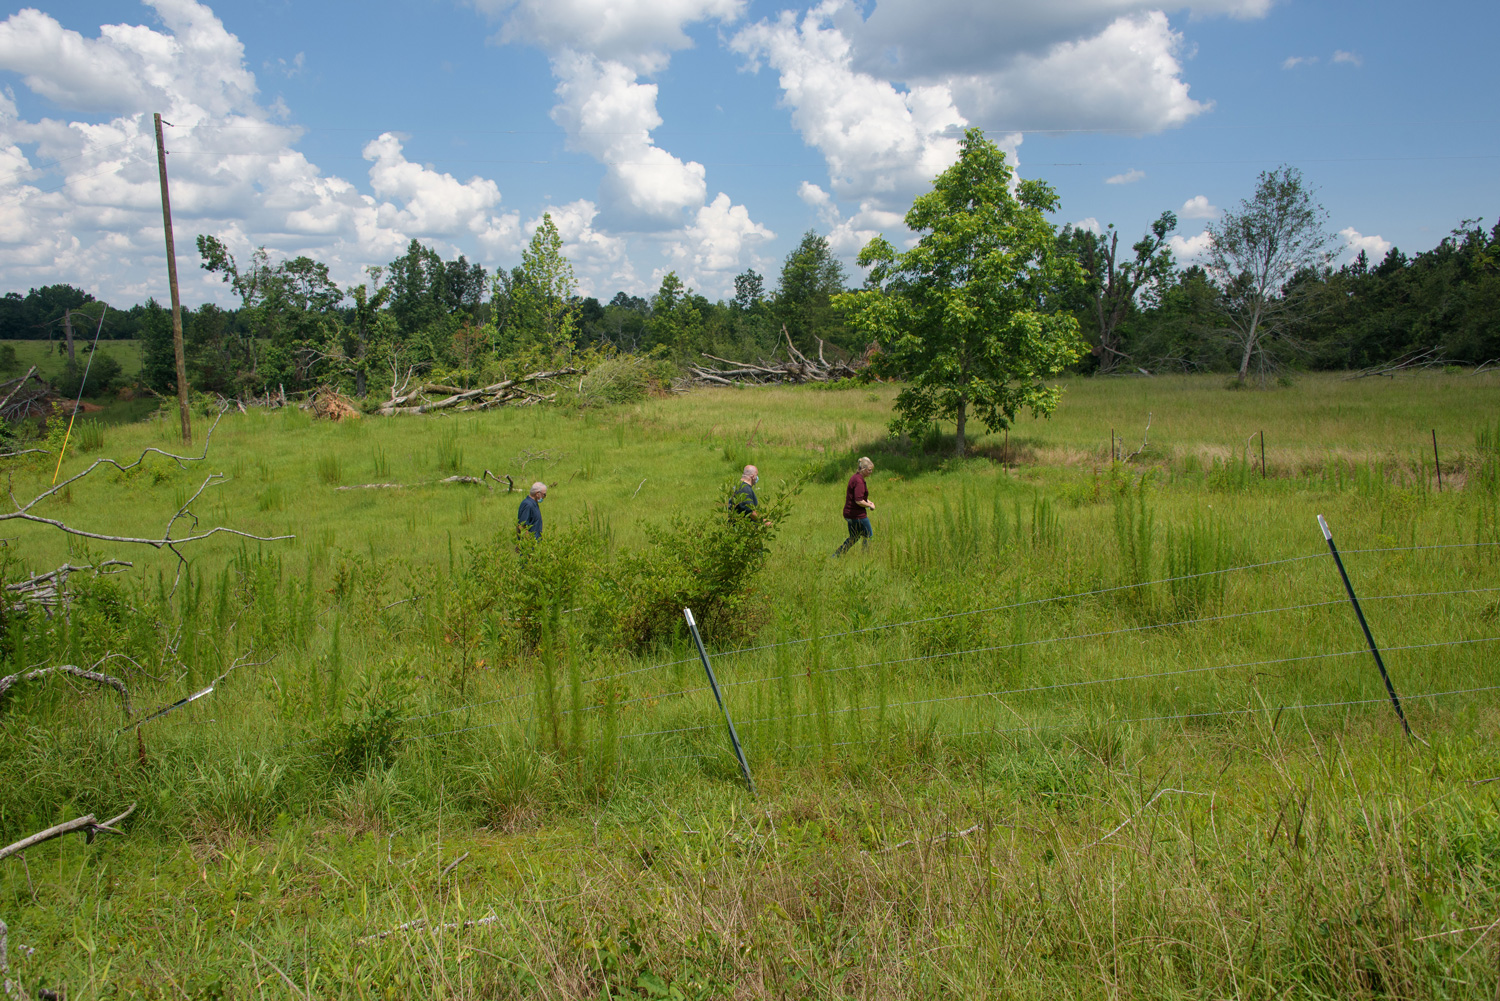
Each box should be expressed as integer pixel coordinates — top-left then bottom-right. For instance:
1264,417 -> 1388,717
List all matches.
835,127 -> 1085,457
1205,166 -> 1332,380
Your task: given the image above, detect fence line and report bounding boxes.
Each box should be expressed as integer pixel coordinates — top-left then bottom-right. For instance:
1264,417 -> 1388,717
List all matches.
371,541 -> 1500,753
581,540 -> 1500,690
552,586 -> 1500,728
650,682 -> 1500,766
608,634 -> 1500,748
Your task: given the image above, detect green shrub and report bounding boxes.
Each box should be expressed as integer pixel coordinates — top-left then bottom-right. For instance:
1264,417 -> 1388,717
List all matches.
52,353 -> 123,397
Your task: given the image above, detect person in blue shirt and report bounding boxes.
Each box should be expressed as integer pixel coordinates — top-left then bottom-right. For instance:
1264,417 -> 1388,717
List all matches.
727,464 -> 772,527
517,481 -> 547,541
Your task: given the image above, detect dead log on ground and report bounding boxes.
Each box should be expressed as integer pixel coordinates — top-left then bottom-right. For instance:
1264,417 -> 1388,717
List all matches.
686,327 -> 868,387
377,368 -> 579,416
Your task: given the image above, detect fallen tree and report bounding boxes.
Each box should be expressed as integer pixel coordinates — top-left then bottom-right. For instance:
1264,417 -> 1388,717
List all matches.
377,368 -> 579,416
686,328 -> 867,387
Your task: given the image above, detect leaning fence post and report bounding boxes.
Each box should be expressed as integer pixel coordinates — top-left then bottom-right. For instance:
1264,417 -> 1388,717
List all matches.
1317,515 -> 1415,739
1431,429 -> 1443,492
683,608 -> 757,796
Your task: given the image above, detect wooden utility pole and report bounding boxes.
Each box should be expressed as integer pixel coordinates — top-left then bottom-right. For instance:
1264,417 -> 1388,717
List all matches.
153,112 -> 192,445
62,309 -> 76,363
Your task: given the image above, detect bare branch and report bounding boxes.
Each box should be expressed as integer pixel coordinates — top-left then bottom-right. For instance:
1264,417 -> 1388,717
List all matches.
0,803 -> 135,862
0,663 -> 132,716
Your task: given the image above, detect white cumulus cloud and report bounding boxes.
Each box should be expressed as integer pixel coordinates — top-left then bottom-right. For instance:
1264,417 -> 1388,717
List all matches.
1339,226 -> 1390,261
1332,49 -> 1362,66
550,52 -> 707,228
1169,230 -> 1213,262
731,1 -> 970,210
1180,194 -> 1218,218
1107,169 -> 1146,184
473,0 -> 743,74
1282,55 -> 1317,69
0,1 -> 525,301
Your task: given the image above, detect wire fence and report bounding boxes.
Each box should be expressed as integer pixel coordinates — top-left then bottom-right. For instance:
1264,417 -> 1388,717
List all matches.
376,537 -> 1500,779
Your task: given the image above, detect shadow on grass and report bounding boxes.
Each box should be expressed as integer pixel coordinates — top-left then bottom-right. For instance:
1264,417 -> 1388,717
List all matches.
801,428 -> 1036,484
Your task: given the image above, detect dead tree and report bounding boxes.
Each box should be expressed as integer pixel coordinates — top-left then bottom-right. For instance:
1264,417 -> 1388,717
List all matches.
0,663 -> 132,717
4,560 -> 132,616
687,327 -> 865,387
0,803 -> 135,863
377,368 -> 579,415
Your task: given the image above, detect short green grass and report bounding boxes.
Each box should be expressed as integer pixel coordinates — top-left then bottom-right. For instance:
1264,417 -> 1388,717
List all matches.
1,371 -> 1498,999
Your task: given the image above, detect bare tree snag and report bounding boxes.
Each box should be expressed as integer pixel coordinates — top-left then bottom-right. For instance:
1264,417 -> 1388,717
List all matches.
4,561 -> 131,616
0,664 -> 132,717
0,803 -> 136,862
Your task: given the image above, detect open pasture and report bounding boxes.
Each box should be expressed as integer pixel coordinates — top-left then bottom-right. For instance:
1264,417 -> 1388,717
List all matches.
2,371 -> 1499,998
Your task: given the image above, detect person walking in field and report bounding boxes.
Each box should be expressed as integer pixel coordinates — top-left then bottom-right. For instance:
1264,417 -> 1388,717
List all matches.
517,481 -> 547,543
728,464 -> 773,527
833,456 -> 875,556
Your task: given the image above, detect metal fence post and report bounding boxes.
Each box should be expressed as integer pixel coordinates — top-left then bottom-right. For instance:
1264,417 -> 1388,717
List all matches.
684,608 -> 757,796
1317,515 -> 1415,739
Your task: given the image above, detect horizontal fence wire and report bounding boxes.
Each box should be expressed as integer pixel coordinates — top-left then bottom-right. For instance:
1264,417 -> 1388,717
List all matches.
581,541 -> 1500,690
611,635 -> 1500,747
351,542 -> 1500,752
392,584 -> 1499,746
554,586 -> 1500,727
652,682 -> 1500,765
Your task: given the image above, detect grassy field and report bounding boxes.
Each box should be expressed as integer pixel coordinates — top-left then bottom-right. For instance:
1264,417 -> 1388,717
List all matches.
1,370 -> 1498,998
2,338 -> 155,425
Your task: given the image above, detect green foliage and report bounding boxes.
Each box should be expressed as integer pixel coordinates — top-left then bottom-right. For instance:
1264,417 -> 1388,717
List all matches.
494,213 -> 579,357
614,497 -> 787,650
836,127 -> 1086,456
1111,469 -> 1155,598
317,659 -> 414,775
775,230 -> 849,353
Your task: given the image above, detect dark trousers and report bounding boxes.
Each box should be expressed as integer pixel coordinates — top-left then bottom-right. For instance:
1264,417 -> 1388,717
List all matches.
834,516 -> 872,556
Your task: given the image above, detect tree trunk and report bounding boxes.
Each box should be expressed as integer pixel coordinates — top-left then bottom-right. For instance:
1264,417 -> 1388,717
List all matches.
63,309 -> 76,363
356,363 -> 367,398
1237,309 -> 1261,381
954,398 -> 967,457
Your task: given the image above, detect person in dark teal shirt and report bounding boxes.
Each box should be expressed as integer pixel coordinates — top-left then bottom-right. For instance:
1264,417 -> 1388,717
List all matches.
517,481 -> 547,540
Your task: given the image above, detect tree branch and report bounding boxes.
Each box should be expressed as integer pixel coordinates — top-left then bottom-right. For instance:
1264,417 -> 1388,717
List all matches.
0,663 -> 132,716
0,803 -> 136,862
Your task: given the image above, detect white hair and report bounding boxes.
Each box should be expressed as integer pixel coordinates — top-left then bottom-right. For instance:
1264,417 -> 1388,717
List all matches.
857,456 -> 874,471
530,482 -> 547,496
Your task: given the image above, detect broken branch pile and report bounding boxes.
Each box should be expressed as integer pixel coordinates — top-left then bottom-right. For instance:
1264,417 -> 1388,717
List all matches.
687,329 -> 867,387
377,367 -> 580,416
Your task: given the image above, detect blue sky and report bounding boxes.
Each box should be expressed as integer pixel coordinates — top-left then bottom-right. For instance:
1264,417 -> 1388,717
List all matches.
0,0 -> 1495,307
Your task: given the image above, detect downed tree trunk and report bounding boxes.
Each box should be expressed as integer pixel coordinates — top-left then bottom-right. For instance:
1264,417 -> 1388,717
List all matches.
686,327 -> 869,387
378,368 -> 579,416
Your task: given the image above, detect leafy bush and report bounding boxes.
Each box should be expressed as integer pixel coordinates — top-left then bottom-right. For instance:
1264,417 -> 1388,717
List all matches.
53,353 -> 123,397
317,658 -> 414,775
614,489 -> 792,650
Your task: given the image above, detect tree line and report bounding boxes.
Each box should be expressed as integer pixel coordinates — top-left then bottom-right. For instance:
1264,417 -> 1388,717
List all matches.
1,171 -> 1494,400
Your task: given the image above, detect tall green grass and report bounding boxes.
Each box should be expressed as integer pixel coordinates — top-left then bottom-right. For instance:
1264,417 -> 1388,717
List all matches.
2,372 -> 1499,996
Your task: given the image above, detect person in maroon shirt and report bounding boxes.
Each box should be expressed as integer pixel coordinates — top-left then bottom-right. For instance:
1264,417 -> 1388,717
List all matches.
834,456 -> 875,556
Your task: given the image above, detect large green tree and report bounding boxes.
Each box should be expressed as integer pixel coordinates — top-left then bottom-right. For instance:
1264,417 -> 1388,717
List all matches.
774,230 -> 848,352
836,127 -> 1085,457
495,213 -> 578,356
